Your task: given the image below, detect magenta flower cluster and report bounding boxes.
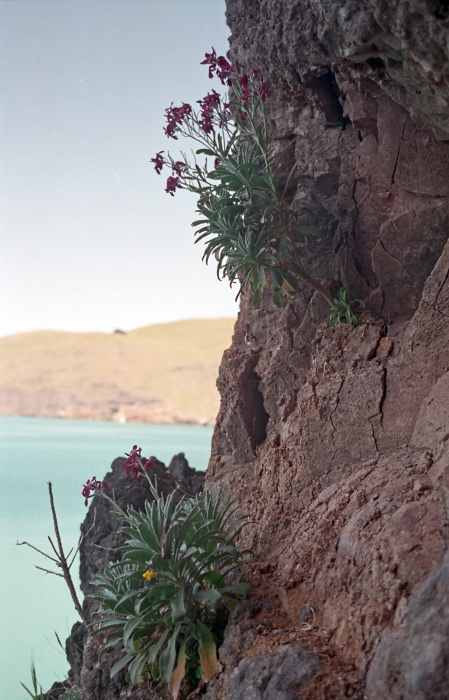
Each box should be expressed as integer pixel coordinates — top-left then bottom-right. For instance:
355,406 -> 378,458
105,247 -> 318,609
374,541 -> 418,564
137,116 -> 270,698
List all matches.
163,102 -> 192,140
82,476 -> 108,506
239,69 -> 271,103
150,49 -> 272,197
124,444 -> 157,481
82,445 -> 157,505
197,89 -> 221,134
201,47 -> 233,85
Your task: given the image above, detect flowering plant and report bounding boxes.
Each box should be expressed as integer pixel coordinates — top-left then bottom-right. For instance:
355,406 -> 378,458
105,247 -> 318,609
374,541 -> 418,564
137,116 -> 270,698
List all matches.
89,447 -> 252,699
152,48 -> 338,312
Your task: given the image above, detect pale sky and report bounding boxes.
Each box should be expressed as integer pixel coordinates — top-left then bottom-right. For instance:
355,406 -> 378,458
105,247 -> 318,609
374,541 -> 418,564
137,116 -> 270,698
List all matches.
0,0 -> 239,338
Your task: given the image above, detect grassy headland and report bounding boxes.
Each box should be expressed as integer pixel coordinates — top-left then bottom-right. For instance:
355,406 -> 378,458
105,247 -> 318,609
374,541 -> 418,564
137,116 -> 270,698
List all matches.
0,318 -> 236,424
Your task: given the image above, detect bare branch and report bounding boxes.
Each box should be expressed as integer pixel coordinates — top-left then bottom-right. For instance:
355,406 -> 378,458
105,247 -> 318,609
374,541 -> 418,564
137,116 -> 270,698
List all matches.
35,565 -> 64,577
47,482 -> 89,626
68,507 -> 96,569
16,541 -> 59,564
47,535 -> 60,559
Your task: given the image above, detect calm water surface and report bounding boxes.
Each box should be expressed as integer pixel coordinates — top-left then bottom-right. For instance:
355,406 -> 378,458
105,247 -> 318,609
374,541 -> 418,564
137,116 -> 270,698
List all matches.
1,416 -> 212,699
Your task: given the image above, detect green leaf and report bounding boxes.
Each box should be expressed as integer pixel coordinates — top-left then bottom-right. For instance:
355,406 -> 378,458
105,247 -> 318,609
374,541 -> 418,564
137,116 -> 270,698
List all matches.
252,288 -> 262,309
221,582 -> 250,598
147,628 -> 170,666
297,224 -> 322,236
98,637 -> 121,662
283,270 -> 298,291
20,683 -> 39,700
202,570 -> 225,587
221,595 -> 239,610
160,623 -> 181,684
272,289 -> 284,308
250,275 -> 260,293
279,235 -> 293,262
171,588 -> 186,621
128,652 -> 149,686
194,588 -> 223,610
196,148 -> 216,156
110,653 -> 133,678
123,615 -> 145,653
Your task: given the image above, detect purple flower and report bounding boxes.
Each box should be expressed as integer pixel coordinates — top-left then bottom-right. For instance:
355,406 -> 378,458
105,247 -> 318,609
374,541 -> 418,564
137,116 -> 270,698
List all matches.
172,161 -> 187,175
239,74 -> 252,103
142,457 -> 157,472
163,103 -> 192,139
124,445 -> 142,480
216,55 -> 233,84
124,445 -> 157,480
197,90 -> 221,134
165,175 -> 181,196
255,76 -> 271,102
201,48 -> 218,79
201,48 -> 233,85
151,151 -> 164,174
82,476 -> 108,506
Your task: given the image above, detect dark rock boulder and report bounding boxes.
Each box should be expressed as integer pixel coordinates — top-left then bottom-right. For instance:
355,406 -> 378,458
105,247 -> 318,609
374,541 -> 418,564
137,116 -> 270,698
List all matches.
225,645 -> 321,700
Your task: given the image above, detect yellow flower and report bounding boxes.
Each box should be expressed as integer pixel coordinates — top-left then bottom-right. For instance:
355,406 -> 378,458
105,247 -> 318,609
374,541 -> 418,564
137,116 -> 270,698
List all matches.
142,570 -> 156,582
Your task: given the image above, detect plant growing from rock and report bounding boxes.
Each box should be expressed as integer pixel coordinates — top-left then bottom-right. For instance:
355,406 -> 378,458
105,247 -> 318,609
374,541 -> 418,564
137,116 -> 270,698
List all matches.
152,49 -> 361,322
21,660 -> 45,700
329,283 -> 365,326
89,446 -> 252,699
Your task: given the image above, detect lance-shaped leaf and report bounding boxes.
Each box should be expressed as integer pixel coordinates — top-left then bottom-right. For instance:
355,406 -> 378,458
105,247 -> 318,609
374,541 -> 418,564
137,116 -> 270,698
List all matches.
168,642 -> 187,700
110,652 -> 133,678
194,587 -> 222,610
160,622 -> 181,684
171,587 -> 186,621
197,620 -> 218,682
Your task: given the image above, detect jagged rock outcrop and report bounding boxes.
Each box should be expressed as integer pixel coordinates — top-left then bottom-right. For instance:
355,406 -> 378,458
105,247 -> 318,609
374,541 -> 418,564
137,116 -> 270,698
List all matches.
203,2 -> 449,699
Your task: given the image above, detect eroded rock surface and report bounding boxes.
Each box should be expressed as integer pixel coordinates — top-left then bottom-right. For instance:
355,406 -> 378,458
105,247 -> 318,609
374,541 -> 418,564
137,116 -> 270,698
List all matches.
205,2 -> 449,698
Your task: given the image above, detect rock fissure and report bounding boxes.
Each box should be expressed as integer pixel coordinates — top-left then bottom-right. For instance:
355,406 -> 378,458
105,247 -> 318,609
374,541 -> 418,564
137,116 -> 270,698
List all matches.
390,119 -> 407,185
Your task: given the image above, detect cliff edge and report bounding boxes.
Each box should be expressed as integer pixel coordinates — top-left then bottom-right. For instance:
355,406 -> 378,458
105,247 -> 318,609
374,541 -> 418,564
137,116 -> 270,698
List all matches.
204,1 -> 449,698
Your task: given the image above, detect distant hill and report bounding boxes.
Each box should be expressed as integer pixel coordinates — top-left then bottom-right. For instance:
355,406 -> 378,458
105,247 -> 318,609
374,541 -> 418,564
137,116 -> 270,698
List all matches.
0,318 -> 236,425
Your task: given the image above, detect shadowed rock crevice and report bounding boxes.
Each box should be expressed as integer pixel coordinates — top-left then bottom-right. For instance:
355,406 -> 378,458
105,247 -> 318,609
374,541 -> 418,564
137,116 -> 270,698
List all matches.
242,369 -> 270,452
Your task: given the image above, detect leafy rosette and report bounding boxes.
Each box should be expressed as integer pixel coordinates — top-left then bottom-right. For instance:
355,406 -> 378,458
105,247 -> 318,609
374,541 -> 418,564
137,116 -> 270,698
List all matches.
90,486 -> 252,698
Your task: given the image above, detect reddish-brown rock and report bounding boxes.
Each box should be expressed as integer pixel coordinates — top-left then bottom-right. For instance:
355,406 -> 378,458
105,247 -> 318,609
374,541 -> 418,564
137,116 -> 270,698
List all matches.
203,2 -> 449,698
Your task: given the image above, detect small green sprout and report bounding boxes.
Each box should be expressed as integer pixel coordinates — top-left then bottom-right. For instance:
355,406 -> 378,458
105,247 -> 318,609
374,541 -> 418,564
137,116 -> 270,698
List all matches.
20,661 -> 45,700
329,283 -> 365,327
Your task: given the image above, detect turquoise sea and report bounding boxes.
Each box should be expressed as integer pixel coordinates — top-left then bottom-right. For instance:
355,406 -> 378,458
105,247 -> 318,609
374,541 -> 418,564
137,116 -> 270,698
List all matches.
0,416 -> 213,700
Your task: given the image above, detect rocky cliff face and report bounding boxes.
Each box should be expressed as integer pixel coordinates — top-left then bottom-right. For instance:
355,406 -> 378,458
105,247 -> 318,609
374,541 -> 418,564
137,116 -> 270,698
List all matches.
54,3 -> 449,699
203,1 -> 449,698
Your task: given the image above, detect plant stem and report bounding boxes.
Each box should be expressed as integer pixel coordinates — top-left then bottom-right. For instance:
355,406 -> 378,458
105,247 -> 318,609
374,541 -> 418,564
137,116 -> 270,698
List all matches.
47,482 -> 89,626
291,249 -> 335,308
